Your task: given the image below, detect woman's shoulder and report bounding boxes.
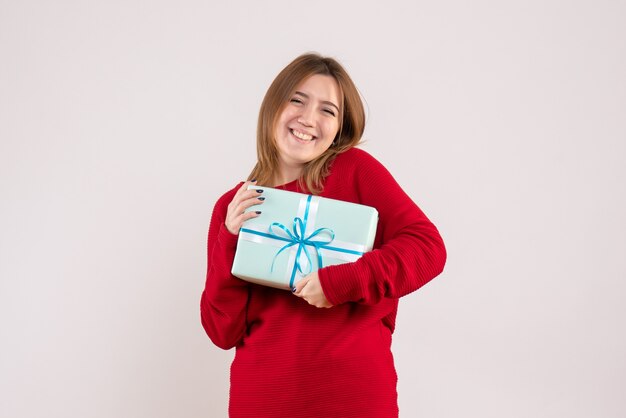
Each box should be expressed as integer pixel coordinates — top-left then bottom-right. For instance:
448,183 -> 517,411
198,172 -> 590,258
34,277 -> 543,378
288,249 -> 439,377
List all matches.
332,147 -> 387,173
333,146 -> 381,167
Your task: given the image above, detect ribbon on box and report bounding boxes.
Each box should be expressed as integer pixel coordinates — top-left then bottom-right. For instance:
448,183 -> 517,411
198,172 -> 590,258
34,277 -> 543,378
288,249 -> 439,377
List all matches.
240,194 -> 366,288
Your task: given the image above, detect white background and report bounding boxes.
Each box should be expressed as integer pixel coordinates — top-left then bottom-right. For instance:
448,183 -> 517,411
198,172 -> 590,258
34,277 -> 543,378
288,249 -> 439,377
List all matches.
1,1 -> 625,417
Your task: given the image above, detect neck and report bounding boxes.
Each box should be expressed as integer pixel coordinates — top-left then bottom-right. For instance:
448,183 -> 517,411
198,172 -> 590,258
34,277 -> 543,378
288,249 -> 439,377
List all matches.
274,165 -> 303,187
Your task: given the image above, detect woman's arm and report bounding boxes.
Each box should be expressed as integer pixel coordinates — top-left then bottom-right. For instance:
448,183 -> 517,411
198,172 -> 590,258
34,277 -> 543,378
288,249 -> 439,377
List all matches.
318,151 -> 447,306
200,182 -> 264,349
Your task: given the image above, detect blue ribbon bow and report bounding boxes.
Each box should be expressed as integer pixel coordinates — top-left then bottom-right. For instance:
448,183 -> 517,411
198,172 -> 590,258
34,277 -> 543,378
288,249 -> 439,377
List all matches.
269,216 -> 335,281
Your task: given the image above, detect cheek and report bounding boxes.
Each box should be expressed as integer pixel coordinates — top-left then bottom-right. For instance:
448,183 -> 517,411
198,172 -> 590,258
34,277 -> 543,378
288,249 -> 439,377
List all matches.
276,114 -> 291,137
275,110 -> 289,130
326,121 -> 340,140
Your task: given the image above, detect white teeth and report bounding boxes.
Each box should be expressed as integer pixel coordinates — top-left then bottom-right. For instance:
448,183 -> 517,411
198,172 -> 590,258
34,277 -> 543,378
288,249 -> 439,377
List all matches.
291,129 -> 314,141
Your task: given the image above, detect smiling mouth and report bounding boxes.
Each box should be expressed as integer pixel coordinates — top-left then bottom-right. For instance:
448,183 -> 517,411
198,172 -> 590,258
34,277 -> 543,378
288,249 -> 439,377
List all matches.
290,129 -> 315,142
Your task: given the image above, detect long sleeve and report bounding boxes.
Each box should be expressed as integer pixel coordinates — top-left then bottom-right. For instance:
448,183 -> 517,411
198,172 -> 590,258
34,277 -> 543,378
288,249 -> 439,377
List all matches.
318,150 -> 446,306
200,186 -> 250,350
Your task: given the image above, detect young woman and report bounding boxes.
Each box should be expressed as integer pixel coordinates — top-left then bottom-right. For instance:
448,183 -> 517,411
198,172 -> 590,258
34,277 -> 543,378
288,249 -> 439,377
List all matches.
200,53 -> 446,418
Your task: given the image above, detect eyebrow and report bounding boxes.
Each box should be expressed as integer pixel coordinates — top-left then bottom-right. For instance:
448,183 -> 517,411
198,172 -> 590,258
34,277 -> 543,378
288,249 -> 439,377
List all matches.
294,91 -> 340,113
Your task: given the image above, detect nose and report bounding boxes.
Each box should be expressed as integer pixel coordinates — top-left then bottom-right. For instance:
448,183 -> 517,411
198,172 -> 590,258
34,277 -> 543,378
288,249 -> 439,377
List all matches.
297,105 -> 315,127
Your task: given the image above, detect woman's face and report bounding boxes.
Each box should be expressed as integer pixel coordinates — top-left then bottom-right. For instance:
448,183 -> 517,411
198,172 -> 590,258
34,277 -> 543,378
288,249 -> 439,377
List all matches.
274,74 -> 341,177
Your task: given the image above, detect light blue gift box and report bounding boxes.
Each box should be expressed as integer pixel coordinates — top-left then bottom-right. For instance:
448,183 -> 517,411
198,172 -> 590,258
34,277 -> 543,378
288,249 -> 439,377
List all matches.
231,186 -> 378,290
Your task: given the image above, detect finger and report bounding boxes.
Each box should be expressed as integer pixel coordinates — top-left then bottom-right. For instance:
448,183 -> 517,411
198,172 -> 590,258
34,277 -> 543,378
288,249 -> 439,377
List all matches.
228,190 -> 264,224
227,208 -> 262,233
231,196 -> 264,219
226,186 -> 263,233
233,180 -> 254,200
232,180 -> 260,205
241,189 -> 266,208
292,278 -> 309,295
239,209 -> 262,223
231,188 -> 265,212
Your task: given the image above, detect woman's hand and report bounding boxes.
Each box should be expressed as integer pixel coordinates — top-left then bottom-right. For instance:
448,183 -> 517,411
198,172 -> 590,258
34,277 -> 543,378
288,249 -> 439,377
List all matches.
293,272 -> 333,308
225,180 -> 265,235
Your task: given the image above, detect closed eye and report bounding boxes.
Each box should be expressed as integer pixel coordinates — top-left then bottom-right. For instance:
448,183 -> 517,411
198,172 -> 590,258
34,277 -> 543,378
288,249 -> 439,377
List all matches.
323,108 -> 336,117
290,98 -> 304,104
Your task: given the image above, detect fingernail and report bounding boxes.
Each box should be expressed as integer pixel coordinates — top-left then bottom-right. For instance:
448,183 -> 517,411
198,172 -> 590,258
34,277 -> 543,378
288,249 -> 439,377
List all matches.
258,197 -> 266,201
256,189 -> 263,193
291,287 -> 297,293
255,211 -> 262,215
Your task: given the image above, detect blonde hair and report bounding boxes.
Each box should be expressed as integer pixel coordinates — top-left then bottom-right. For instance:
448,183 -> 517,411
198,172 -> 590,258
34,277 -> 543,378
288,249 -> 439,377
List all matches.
248,53 -> 366,194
